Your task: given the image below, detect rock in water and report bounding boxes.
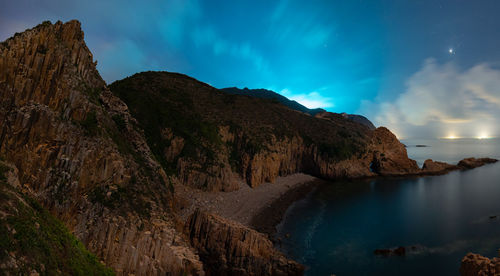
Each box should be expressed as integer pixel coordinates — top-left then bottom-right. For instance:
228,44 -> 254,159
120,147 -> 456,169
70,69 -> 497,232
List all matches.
460,253 -> 500,276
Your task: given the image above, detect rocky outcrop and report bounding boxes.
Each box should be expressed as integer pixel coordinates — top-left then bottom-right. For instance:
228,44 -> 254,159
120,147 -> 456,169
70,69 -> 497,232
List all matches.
0,20 -> 203,275
460,253 -> 500,276
458,158 -> 498,170
186,209 -> 303,276
422,159 -> 456,173
422,158 -> 498,175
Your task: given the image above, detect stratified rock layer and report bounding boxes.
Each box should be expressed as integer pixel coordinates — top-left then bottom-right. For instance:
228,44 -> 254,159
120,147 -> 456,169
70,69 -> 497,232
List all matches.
187,209 -> 303,276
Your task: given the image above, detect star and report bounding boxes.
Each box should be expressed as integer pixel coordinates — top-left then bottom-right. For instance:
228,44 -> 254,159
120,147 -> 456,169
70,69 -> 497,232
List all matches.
449,48 -> 454,54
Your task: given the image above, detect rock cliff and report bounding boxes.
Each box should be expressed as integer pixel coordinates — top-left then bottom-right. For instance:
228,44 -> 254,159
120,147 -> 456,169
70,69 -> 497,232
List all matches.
0,161 -> 114,274
186,209 -> 303,276
0,20 -> 203,275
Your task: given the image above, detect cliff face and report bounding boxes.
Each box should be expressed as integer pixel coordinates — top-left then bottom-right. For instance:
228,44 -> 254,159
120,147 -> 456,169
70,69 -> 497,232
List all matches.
110,72 -> 419,192
186,209 -> 303,276
0,161 -> 113,275
0,20 -> 204,275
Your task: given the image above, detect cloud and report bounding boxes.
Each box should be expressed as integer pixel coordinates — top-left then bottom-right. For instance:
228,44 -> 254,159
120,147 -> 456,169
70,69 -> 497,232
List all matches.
268,0 -> 332,49
191,26 -> 270,73
360,59 -> 500,138
280,89 -> 334,109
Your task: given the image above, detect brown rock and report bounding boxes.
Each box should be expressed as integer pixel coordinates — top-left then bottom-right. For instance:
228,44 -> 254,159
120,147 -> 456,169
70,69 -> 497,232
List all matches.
460,253 -> 500,276
0,20 -> 202,275
186,209 -> 303,276
458,158 -> 498,170
422,159 -> 457,173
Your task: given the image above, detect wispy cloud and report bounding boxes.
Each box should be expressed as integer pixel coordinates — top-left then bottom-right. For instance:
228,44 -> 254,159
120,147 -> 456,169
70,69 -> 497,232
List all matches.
360,59 -> 500,138
191,26 -> 270,73
268,0 -> 333,49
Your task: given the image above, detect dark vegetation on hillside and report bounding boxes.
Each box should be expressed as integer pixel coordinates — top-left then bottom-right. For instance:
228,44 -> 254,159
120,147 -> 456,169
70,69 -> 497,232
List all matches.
0,163 -> 114,275
222,87 -> 325,116
109,71 -> 372,178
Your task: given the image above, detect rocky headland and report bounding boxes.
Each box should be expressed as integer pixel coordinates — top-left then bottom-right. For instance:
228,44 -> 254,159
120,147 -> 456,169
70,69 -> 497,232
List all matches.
0,20 -> 497,275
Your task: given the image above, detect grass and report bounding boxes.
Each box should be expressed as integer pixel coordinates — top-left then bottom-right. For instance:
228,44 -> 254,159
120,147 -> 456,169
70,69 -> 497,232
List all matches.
0,163 -> 114,275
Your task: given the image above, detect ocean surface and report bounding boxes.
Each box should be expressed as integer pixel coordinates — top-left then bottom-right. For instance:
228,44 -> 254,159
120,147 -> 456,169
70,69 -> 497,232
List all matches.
276,138 -> 500,275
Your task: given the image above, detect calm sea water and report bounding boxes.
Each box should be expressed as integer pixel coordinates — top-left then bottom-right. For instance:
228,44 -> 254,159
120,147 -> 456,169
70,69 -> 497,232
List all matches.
277,138 -> 500,275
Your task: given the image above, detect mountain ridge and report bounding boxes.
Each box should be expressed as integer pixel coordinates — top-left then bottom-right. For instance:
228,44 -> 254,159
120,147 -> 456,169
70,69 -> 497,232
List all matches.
221,87 -> 376,129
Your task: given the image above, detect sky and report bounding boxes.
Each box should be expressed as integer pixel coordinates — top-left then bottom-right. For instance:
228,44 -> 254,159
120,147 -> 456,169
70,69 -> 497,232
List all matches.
1,0 -> 500,138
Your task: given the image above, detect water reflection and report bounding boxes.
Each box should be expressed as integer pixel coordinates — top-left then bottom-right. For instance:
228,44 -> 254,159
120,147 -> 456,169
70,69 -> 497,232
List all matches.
277,139 -> 500,275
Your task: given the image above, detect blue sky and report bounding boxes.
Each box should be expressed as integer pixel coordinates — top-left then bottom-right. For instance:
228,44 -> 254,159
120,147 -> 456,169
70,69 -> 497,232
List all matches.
2,0 -> 500,138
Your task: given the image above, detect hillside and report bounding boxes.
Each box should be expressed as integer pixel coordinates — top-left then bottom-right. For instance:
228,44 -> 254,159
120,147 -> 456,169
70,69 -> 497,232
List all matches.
221,87 -> 325,115
110,72 -> 416,193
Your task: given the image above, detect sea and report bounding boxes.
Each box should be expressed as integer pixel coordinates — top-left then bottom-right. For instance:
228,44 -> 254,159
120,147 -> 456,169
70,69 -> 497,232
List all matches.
276,138 -> 500,275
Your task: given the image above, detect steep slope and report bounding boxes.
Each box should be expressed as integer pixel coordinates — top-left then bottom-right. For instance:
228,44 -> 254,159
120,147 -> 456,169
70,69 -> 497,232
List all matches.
187,210 -> 303,276
0,161 -> 114,275
0,20 -> 204,275
110,72 -> 419,192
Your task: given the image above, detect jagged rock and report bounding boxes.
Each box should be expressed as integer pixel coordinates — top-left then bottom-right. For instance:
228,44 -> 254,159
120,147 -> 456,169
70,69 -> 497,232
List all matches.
460,253 -> 500,276
368,127 -> 420,176
458,158 -> 498,170
0,20 -> 202,275
422,159 -> 457,173
186,209 -> 303,276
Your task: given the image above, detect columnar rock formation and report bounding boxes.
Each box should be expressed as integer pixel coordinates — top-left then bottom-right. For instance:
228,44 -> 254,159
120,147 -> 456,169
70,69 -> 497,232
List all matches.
186,209 -> 303,276
0,20 -> 203,275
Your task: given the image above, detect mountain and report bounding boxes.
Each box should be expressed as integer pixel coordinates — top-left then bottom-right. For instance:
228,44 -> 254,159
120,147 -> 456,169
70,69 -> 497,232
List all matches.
221,87 -> 325,115
221,87 -> 376,129
0,20 -> 422,275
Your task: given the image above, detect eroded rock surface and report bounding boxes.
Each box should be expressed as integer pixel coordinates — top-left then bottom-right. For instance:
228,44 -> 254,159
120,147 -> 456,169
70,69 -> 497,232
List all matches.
0,20 -> 203,275
186,209 -> 303,276
460,253 -> 500,276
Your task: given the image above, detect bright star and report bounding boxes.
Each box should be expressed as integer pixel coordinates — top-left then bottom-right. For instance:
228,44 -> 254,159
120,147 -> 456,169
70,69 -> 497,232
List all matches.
449,48 -> 454,54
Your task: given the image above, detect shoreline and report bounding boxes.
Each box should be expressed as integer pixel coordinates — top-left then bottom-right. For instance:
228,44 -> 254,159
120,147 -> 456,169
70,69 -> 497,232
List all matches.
176,158 -> 498,238
175,173 -> 321,226
249,178 -> 324,237
246,158 -> 499,240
